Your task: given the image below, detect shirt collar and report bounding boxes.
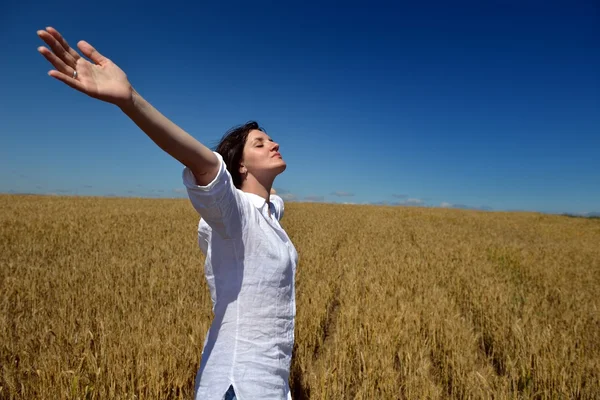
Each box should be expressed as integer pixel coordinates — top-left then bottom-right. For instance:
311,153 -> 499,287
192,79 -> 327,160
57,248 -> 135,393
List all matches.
243,192 -> 269,209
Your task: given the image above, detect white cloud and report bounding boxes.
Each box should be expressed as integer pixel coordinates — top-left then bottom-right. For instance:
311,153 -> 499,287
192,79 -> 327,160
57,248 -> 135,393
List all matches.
280,193 -> 297,201
304,195 -> 325,202
331,191 -> 354,197
439,202 -> 493,211
404,198 -> 424,206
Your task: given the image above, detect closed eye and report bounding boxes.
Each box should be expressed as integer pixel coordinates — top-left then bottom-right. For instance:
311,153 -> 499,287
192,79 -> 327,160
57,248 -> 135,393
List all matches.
253,137 -> 273,147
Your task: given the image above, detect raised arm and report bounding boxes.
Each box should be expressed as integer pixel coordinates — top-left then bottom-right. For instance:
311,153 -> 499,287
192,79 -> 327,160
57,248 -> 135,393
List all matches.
36,27 -> 218,185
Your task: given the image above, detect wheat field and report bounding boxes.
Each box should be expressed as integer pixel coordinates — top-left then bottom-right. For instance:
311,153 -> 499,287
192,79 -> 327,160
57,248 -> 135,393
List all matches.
1,194 -> 599,399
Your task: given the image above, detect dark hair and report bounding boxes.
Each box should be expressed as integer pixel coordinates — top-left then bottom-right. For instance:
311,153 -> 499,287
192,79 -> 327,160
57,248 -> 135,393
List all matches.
215,121 -> 266,188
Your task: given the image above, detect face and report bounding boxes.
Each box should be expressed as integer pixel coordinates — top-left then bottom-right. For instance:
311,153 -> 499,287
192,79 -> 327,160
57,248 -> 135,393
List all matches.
240,129 -> 287,180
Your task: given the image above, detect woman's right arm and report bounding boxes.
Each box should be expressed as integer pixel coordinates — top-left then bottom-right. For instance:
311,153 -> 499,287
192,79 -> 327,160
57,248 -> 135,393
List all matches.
37,27 -> 218,185
118,89 -> 219,186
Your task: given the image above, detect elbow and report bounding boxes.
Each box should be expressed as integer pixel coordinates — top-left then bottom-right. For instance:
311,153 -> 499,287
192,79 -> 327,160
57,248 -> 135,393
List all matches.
191,164 -> 219,186
188,152 -> 220,186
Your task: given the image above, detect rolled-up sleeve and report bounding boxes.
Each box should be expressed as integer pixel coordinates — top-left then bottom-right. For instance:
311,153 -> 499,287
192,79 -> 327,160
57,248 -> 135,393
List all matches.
270,194 -> 285,221
182,151 -> 245,239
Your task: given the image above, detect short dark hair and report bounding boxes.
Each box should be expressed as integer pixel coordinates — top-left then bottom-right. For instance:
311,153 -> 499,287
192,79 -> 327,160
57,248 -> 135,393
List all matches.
215,121 -> 266,188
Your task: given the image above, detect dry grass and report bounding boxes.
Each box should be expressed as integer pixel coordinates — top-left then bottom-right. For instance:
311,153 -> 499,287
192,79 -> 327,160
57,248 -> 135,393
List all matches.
1,194 -> 598,399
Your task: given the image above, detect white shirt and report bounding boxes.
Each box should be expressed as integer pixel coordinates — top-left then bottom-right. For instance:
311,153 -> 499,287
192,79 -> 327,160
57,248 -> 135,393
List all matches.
182,151 -> 298,400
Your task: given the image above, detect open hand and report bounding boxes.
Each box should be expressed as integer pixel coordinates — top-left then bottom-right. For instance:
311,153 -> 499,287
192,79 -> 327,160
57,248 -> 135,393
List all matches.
37,27 -> 133,108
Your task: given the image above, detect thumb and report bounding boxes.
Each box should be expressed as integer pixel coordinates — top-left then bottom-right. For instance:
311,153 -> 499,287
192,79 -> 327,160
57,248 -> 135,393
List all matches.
77,40 -> 107,64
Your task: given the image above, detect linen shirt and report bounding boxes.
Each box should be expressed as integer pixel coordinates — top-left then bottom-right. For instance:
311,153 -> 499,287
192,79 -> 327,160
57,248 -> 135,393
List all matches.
182,151 -> 298,400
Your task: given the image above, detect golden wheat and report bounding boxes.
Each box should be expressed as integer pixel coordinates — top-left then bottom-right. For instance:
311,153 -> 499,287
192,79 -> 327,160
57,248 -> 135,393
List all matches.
1,195 -> 598,399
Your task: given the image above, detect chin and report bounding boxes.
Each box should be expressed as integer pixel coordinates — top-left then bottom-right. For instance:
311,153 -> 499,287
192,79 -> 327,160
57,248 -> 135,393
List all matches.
274,161 -> 287,174
263,158 -> 286,176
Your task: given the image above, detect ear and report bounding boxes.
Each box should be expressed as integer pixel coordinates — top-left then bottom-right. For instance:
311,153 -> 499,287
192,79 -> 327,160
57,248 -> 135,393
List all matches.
239,164 -> 247,174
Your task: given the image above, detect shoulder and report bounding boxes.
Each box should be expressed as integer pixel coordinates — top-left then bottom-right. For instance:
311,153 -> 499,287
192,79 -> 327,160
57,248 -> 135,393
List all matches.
182,151 -> 253,239
270,194 -> 285,221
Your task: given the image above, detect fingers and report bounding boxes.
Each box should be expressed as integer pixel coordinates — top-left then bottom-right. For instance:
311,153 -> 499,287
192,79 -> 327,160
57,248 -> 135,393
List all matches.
46,27 -> 81,61
37,29 -> 78,69
38,46 -> 76,78
47,69 -> 86,93
77,41 -> 107,65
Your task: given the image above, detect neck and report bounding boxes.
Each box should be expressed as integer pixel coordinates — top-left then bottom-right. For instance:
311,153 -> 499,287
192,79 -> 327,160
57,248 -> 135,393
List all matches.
240,174 -> 273,202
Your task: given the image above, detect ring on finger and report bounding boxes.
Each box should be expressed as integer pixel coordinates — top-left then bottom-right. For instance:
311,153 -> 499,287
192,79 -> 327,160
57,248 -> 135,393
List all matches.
72,70 -> 77,79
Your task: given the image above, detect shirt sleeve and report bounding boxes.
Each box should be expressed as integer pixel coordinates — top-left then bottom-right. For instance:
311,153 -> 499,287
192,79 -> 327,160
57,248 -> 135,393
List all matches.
182,151 -> 245,239
270,194 -> 285,221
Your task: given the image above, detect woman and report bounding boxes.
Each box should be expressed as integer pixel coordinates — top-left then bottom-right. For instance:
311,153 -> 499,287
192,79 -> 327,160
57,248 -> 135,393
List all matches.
37,27 -> 298,400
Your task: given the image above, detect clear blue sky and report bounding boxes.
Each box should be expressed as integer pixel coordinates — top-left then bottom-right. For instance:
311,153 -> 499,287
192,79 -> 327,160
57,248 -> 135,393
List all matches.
1,1 -> 598,214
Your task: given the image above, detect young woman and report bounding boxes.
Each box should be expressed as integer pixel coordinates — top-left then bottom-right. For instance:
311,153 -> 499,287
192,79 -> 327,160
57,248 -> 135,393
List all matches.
37,27 -> 298,400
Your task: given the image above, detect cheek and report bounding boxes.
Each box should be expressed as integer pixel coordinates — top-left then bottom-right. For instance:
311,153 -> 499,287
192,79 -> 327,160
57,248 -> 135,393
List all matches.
248,148 -> 269,163
244,149 -> 263,167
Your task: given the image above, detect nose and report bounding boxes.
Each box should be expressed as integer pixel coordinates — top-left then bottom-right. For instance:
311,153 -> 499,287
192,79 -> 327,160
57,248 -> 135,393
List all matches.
271,142 -> 280,152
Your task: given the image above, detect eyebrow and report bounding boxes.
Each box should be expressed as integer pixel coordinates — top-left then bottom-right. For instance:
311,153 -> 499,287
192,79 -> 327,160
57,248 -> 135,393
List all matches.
252,137 -> 273,143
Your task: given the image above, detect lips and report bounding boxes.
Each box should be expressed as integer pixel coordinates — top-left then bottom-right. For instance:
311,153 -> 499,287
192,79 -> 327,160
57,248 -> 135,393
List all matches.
272,152 -> 282,158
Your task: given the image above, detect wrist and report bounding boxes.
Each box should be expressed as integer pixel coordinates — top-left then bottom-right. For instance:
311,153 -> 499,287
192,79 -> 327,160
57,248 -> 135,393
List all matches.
117,87 -> 139,114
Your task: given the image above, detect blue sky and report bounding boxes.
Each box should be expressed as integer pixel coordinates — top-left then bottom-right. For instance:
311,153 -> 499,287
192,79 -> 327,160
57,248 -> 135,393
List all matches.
1,1 -> 598,214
